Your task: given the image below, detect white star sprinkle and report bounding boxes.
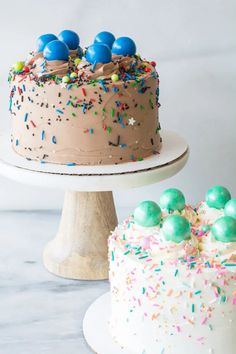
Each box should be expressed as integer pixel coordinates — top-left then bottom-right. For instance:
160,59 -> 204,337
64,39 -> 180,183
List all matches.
60,82 -> 67,89
128,117 -> 136,126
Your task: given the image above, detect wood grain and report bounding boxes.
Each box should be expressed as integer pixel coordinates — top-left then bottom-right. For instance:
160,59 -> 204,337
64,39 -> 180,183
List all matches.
43,190 -> 118,280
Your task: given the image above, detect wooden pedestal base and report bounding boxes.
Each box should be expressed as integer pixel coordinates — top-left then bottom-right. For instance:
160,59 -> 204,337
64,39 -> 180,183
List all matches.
43,191 -> 118,280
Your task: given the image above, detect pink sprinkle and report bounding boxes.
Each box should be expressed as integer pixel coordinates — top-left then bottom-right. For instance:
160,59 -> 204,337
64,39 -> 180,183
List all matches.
197,337 -> 204,342
232,296 -> 236,305
176,325 -> 181,332
141,236 -> 151,250
201,317 -> 208,325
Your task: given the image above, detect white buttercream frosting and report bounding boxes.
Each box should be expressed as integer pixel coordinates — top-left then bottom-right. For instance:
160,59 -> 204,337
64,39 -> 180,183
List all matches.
200,231 -> 236,261
161,204 -> 197,225
196,201 -> 224,225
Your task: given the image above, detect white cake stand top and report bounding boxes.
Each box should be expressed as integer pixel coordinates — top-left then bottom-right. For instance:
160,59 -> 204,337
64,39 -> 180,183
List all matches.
0,130 -> 189,191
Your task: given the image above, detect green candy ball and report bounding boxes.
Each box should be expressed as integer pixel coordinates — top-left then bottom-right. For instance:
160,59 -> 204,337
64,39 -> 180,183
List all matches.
133,201 -> 161,227
205,185 -> 231,209
224,198 -> 236,219
211,216 -> 236,242
159,188 -> 185,212
162,215 -> 191,243
14,61 -> 25,72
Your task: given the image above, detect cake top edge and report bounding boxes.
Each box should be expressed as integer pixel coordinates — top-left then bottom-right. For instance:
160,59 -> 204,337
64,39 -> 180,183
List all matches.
9,30 -> 159,86
109,186 -> 236,270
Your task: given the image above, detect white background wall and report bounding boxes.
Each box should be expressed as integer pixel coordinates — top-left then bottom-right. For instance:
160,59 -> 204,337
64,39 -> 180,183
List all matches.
0,0 -> 235,210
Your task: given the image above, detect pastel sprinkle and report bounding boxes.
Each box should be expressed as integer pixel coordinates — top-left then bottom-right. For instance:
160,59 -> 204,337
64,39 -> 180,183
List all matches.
111,251 -> 115,261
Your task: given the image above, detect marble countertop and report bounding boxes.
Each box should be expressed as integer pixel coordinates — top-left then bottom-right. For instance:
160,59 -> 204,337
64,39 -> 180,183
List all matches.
0,210 -> 111,354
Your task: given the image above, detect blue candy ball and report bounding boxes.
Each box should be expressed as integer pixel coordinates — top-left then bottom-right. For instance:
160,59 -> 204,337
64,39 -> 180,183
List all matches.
86,43 -> 112,64
36,34 -> 58,52
94,31 -> 115,49
58,30 -> 80,50
112,36 -> 136,56
43,40 -> 69,61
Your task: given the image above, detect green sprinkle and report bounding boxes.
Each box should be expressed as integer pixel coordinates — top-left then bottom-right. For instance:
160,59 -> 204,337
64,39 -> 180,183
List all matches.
111,251 -> 115,261
102,108 -> 106,112
174,269 -> 178,277
191,304 -> 195,313
142,287 -> 146,294
124,250 -> 130,255
140,104 -> 144,110
220,295 -> 227,303
139,255 -> 148,259
71,112 -> 76,117
209,324 -> 213,331
154,268 -> 161,272
93,111 -> 97,116
122,234 -> 126,240
107,127 -> 111,134
135,251 -> 141,255
149,99 -> 154,109
224,263 -> 236,267
195,290 -> 202,295
111,108 -> 115,117
89,128 -> 93,134
137,157 -> 143,161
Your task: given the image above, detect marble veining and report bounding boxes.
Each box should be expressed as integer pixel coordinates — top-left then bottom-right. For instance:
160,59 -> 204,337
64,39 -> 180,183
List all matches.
0,210 -> 109,354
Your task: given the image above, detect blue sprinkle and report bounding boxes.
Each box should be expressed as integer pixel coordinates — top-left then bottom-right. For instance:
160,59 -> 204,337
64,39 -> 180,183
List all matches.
120,144 -> 127,148
42,130 -> 45,140
82,103 -> 86,113
66,100 -> 71,105
22,84 -> 26,92
16,139 -> 19,146
9,97 -> 12,112
67,84 -> 73,90
52,136 -> 56,144
24,113 -> 28,122
98,80 -> 108,93
67,163 -> 76,166
89,128 -> 93,134
112,86 -> 119,93
56,108 -> 64,114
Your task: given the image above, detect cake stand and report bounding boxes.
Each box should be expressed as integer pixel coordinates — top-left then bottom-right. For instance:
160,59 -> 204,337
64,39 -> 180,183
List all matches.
0,130 -> 189,280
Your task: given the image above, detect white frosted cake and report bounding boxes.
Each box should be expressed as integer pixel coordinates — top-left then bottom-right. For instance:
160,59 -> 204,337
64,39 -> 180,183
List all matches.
109,187 -> 236,354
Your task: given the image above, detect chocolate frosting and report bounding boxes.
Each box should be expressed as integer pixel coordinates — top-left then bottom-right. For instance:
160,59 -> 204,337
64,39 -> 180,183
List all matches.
10,53 -> 161,165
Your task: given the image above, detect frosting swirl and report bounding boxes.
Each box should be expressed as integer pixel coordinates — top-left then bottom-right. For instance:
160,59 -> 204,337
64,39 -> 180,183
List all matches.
32,58 -> 69,77
77,60 -> 119,80
196,201 -> 224,225
200,231 -> 236,261
116,217 -> 199,261
161,205 -> 197,225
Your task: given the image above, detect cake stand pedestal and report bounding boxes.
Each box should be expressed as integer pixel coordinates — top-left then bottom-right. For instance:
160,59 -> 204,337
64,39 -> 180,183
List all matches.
0,130 -> 189,280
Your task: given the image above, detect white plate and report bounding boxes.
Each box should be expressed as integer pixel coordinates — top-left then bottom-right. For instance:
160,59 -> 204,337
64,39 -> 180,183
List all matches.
83,292 -> 130,354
